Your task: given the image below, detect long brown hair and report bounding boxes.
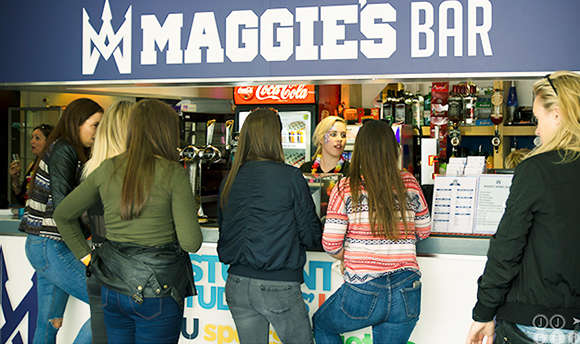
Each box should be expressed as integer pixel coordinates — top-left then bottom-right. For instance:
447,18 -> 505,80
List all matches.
30,98 -> 103,189
42,98 -> 104,163
120,99 -> 180,220
349,120 -> 408,239
220,108 -> 284,208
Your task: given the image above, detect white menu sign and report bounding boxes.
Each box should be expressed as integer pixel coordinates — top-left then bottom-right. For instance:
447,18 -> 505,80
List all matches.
474,174 -> 513,234
432,176 -> 478,234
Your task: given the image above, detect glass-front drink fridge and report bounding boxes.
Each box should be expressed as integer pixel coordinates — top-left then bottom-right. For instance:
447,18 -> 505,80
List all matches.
234,84 -> 318,167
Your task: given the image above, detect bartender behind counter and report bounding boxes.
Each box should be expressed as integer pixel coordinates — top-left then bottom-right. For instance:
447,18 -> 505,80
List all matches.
300,116 -> 349,176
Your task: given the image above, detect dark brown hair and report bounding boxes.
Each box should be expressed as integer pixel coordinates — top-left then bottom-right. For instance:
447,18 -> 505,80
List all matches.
120,99 -> 180,220
220,108 -> 284,208
33,124 -> 54,140
42,98 -> 103,163
349,120 -> 408,239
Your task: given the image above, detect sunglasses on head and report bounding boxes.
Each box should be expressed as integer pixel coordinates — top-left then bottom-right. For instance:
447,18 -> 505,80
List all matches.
544,74 -> 558,96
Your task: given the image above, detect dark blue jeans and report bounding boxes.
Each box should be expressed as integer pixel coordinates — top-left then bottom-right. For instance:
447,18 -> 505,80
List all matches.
101,286 -> 183,344
313,270 -> 421,344
25,235 -> 91,344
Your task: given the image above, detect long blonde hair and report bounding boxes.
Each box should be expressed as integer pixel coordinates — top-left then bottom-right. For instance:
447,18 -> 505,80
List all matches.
529,71 -> 580,162
82,101 -> 133,179
349,120 -> 408,240
220,108 -> 284,208
312,116 -> 346,158
120,100 -> 180,220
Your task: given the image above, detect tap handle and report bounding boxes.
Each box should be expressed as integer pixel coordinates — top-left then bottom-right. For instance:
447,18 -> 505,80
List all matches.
206,119 -> 216,146
225,120 -> 234,149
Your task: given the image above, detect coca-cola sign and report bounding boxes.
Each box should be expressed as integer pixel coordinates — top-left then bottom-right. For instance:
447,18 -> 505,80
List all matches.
234,85 -> 316,104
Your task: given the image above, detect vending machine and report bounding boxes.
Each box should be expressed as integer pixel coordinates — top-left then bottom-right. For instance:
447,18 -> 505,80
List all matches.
234,84 -> 318,167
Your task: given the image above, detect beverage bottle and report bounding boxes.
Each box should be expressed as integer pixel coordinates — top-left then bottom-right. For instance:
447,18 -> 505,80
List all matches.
383,90 -> 394,124
423,87 -> 432,126
448,85 -> 463,124
394,90 -> 406,123
506,81 -> 518,124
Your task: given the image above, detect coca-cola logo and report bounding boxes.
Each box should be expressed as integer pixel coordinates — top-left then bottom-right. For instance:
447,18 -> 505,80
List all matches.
432,84 -> 449,92
236,86 -> 254,101
255,85 -> 310,101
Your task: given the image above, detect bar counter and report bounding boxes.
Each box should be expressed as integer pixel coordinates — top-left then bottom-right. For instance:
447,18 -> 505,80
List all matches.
0,214 -> 488,343
0,215 -> 490,256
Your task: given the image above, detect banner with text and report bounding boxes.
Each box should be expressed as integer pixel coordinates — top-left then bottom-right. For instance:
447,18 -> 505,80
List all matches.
1,0 -> 579,83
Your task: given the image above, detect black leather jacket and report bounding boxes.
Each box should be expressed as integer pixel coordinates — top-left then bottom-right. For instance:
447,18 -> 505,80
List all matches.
90,240 -> 196,307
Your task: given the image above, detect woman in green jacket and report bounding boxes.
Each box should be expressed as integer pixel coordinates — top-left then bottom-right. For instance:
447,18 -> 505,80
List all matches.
55,99 -> 203,344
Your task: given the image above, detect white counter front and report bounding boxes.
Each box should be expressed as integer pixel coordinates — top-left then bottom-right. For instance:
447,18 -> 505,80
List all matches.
1,232 -> 486,344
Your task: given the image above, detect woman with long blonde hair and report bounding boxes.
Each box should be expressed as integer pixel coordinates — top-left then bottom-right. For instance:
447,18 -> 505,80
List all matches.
467,71 -> 580,344
81,100 -> 133,344
55,99 -> 202,343
313,120 -> 431,343
218,108 -> 322,344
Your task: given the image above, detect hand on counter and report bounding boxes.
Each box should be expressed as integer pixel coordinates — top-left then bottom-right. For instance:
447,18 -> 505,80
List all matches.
465,320 -> 494,344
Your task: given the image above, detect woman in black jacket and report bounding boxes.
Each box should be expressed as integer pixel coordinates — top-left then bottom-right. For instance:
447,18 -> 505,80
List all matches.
19,98 -> 103,344
467,71 -> 580,344
218,108 -> 322,344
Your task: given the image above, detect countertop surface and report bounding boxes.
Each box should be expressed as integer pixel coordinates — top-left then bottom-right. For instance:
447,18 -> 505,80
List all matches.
0,214 -> 490,256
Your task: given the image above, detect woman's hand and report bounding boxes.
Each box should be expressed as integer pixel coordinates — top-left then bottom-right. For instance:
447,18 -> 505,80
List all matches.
9,160 -> 21,179
466,321 -> 495,344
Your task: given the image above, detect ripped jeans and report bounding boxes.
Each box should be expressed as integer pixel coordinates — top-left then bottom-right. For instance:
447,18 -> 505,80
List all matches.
25,234 -> 91,344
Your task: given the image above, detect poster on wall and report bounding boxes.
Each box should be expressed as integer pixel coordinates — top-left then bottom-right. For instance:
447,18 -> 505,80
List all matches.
182,243 -> 369,344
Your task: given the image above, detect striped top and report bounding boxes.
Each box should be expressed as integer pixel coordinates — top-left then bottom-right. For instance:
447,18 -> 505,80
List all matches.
323,171 -> 431,284
19,140 -> 83,241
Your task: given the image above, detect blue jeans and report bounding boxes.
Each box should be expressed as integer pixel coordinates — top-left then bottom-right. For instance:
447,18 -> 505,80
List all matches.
516,324 -> 580,344
24,234 -> 91,344
225,274 -> 314,344
313,270 -> 421,344
101,286 -> 183,344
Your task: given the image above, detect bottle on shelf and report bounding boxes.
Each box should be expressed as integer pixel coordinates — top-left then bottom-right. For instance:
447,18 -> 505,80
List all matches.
463,84 -> 477,125
394,90 -> 407,124
382,90 -> 394,124
506,81 -> 518,125
423,87 -> 432,126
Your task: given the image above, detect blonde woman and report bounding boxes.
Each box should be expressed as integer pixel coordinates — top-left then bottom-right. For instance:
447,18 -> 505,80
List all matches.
467,71 -> 580,344
82,100 -> 133,344
300,116 -> 348,175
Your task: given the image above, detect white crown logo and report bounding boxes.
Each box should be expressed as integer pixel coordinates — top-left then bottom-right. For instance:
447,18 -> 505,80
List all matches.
82,0 -> 132,75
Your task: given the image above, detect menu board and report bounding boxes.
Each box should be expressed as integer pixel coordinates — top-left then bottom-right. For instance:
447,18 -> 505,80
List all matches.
431,174 -> 514,235
473,174 -> 513,234
432,176 -> 478,234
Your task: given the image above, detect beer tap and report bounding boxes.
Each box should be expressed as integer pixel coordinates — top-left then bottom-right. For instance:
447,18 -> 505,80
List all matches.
490,89 -> 504,153
178,119 -> 223,223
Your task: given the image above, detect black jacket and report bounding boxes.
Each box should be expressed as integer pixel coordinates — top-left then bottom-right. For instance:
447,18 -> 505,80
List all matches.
473,150 -> 580,330
217,160 -> 322,282
90,240 -> 195,307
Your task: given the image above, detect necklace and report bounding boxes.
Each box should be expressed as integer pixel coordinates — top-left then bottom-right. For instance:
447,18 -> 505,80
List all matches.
311,154 -> 344,174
